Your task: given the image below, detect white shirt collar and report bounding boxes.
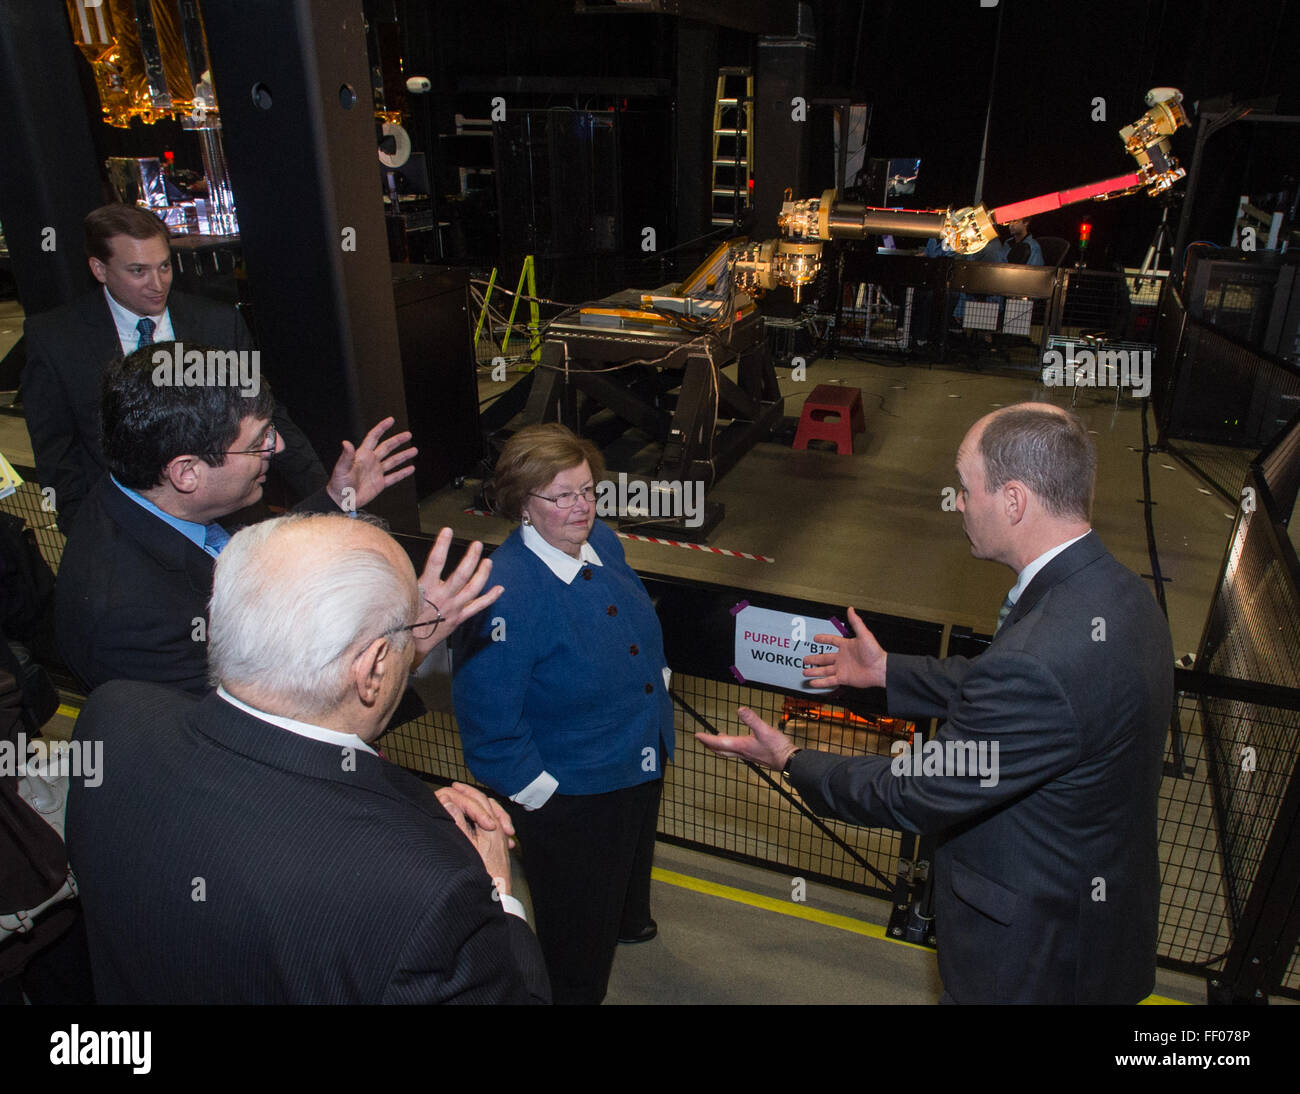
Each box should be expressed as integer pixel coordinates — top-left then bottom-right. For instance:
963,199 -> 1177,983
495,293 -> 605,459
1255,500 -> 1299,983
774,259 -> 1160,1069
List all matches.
103,285 -> 173,355
217,686 -> 377,756
1008,530 -> 1092,604
520,521 -> 602,584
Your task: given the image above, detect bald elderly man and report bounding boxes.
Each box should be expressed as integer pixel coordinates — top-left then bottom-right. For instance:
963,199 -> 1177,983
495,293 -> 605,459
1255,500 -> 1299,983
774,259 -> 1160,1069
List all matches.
66,512 -> 550,1003
701,403 -> 1173,1004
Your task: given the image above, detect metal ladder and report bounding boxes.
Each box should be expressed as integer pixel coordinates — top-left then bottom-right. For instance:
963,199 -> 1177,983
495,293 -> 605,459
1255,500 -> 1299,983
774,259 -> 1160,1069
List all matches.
711,67 -> 753,228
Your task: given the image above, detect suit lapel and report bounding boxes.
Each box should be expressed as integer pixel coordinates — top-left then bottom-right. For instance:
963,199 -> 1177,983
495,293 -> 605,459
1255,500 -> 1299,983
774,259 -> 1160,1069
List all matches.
1000,531 -> 1105,634
84,290 -> 120,350
97,477 -> 215,596
166,291 -> 196,338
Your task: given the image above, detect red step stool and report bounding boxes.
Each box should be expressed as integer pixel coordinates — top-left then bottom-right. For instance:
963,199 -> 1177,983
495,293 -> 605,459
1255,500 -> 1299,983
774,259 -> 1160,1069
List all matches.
793,384 -> 866,455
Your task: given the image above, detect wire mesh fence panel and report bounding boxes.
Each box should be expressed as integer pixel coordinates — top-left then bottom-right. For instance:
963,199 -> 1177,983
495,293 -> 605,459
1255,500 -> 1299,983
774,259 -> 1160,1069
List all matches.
1166,439 -> 1258,503
1259,407 -> 1300,523
1059,270 -> 1137,341
379,709 -> 472,786
1159,691 -> 1230,971
0,478 -> 65,572
1154,283 -> 1300,507
664,673 -> 908,899
381,673 -> 910,902
1200,501 -> 1300,691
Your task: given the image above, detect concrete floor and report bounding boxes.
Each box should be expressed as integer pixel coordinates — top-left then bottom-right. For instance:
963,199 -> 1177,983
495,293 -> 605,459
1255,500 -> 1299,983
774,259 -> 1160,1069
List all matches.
424,353 -> 1237,657
602,841 -> 1208,1005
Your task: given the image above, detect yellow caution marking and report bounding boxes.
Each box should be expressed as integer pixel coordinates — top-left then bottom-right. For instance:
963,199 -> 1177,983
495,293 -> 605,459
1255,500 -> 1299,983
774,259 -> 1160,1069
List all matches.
650,866 -> 1187,1003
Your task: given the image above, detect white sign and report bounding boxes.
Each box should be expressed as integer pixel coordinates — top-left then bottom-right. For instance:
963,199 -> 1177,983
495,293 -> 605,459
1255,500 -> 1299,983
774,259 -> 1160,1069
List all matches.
731,603 -> 843,692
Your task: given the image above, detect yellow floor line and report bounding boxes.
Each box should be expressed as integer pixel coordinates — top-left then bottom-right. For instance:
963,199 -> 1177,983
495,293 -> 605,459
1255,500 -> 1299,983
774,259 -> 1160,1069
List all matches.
651,866 -> 933,952
651,865 -> 1186,1004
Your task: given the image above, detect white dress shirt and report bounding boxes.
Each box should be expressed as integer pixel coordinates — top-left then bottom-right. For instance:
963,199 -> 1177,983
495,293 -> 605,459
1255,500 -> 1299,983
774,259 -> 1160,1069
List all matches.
1006,530 -> 1093,607
104,285 -> 173,354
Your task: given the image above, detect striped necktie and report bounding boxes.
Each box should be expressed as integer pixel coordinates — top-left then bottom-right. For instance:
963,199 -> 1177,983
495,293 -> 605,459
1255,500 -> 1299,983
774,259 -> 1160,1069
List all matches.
994,592 -> 1015,635
136,317 -> 156,347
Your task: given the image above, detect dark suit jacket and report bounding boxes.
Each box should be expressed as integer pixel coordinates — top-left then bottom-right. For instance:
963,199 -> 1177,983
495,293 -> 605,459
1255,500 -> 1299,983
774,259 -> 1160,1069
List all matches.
54,475 -> 337,696
22,288 -> 326,532
788,533 -> 1174,1003
66,683 -> 549,1004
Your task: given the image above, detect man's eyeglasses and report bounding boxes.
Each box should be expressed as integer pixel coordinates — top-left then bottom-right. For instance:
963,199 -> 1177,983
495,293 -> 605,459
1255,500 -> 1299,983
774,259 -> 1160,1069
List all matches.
326,597 -> 444,670
211,423 -> 277,459
529,485 -> 596,510
390,597 -> 444,642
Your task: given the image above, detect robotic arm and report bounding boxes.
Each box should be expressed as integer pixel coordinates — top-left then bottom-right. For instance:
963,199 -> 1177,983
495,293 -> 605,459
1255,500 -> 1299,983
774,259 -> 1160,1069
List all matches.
731,88 -> 1190,301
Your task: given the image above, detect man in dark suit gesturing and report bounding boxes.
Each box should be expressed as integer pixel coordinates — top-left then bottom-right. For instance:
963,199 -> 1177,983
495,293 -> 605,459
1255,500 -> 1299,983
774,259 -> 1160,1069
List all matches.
22,203 -> 326,532
67,512 -> 547,1003
54,342 -> 425,696
699,403 -> 1174,1003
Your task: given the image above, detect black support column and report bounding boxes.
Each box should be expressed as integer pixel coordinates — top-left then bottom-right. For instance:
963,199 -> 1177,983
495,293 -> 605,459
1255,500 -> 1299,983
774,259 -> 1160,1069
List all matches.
0,3 -> 105,316
752,9 -> 816,238
201,0 -> 418,530
674,19 -> 718,247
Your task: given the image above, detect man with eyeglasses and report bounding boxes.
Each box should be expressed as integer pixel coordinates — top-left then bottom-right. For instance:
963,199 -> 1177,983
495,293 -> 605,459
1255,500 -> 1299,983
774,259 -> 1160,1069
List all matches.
22,203 -> 329,534
66,513 -> 546,1003
54,341 -> 494,698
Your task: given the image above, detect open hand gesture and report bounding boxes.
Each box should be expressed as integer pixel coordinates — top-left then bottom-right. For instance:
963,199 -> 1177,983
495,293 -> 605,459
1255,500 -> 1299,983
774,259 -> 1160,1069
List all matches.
411,527 -> 504,658
327,416 -> 417,511
801,607 -> 888,691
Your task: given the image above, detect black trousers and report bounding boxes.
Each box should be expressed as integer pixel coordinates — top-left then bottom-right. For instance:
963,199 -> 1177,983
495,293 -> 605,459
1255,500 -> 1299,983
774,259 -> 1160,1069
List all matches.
507,778 -> 661,1005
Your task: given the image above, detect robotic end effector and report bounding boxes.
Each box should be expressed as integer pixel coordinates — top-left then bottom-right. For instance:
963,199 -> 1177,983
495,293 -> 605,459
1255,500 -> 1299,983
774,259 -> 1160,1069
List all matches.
939,204 -> 999,256
1120,87 -> 1189,195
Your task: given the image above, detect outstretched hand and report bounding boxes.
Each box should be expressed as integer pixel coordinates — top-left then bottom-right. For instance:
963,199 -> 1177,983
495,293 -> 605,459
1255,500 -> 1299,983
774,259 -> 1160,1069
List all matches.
326,416 -> 417,511
801,606 -> 888,691
411,527 -> 504,660
695,706 -> 799,772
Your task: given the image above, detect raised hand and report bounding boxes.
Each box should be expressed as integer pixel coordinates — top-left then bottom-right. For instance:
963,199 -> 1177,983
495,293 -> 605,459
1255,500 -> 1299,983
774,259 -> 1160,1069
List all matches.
411,527 -> 504,658
326,416 -> 417,511
802,606 -> 888,691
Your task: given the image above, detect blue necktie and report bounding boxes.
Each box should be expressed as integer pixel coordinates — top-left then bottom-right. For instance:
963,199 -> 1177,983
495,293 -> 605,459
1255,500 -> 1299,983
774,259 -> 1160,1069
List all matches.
994,592 -> 1014,634
203,523 -> 230,557
136,317 -> 156,348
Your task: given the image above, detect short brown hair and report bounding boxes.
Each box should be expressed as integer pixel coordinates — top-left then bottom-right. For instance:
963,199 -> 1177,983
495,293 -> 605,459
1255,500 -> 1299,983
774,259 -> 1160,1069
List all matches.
490,423 -> 606,521
84,203 -> 171,263
978,406 -> 1096,521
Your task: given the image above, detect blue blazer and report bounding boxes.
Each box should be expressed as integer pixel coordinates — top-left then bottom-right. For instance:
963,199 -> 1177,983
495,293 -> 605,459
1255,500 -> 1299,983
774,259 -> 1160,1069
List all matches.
452,520 -> 674,797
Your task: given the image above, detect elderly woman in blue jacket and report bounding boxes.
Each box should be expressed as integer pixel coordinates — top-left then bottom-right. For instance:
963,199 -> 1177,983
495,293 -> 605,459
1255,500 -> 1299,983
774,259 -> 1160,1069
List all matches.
452,423 -> 674,1005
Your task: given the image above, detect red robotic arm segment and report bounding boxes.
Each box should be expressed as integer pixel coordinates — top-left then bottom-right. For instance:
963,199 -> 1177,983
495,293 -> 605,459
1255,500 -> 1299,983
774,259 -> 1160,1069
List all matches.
730,88 -> 1189,301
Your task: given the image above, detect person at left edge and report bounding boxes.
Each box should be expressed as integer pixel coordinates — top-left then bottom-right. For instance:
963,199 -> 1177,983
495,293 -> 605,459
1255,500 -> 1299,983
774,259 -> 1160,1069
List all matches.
54,342 -> 488,698
66,512 -> 545,1003
21,203 -> 327,534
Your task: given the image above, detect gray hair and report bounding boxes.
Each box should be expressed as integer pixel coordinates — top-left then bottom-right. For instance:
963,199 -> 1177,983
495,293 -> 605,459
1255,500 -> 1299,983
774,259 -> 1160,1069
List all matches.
208,513 -> 414,716
978,407 -> 1096,521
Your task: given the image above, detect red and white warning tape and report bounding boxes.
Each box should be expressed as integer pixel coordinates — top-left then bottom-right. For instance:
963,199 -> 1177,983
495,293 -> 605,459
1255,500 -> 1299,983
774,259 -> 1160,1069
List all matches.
616,531 -> 773,562
460,508 -> 774,562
